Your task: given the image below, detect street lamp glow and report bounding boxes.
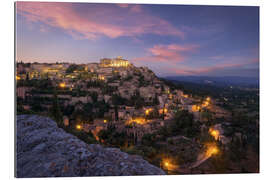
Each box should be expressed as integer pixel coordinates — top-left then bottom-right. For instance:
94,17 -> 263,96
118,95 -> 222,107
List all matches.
161,158 -> 178,171
16,75 -> 21,80
76,124 -> 82,130
145,108 -> 152,115
205,144 -> 219,157
159,108 -> 168,114
209,128 -> 220,140
59,82 -> 66,88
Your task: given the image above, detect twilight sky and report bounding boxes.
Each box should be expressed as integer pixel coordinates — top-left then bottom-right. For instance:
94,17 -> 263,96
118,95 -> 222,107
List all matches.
16,2 -> 259,77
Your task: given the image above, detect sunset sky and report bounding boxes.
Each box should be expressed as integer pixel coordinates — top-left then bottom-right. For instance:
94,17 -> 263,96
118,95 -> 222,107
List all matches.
16,2 -> 259,77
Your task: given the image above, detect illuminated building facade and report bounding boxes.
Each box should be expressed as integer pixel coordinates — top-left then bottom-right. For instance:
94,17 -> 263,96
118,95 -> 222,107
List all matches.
100,56 -> 130,67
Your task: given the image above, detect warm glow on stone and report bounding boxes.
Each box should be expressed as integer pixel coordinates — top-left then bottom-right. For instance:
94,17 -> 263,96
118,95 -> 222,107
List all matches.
59,82 -> 66,88
145,108 -> 152,115
126,117 -> 147,125
183,94 -> 189,98
192,105 -> 201,112
159,108 -> 168,114
99,76 -> 105,80
202,101 -> 209,107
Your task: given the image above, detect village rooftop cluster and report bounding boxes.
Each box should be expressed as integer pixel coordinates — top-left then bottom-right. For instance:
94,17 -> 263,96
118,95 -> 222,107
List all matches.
16,57 -> 229,143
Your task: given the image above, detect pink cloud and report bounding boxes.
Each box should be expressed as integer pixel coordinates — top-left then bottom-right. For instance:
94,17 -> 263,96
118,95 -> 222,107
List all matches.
251,58 -> 259,63
166,64 -> 238,76
148,45 -> 185,61
16,2 -> 185,40
167,59 -> 257,76
117,4 -> 129,8
194,63 -> 244,74
130,5 -> 142,13
117,4 -> 142,13
133,44 -> 199,63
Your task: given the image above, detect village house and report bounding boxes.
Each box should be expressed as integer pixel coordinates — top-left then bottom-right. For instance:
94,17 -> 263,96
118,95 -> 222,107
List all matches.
70,96 -> 92,105
17,86 -> 31,99
85,63 -> 99,72
63,116 -> 69,126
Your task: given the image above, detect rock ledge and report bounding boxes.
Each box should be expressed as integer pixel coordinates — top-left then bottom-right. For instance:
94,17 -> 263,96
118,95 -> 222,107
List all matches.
16,115 -> 165,177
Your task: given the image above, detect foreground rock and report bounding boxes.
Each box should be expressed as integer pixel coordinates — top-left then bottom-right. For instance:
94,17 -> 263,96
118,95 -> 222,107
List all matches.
16,115 -> 165,177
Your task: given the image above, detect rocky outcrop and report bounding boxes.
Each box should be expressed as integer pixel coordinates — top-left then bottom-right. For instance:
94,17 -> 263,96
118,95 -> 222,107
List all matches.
16,115 -> 165,177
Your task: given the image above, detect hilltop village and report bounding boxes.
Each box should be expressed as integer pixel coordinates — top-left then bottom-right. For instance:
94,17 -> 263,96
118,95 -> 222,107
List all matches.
16,57 -> 258,173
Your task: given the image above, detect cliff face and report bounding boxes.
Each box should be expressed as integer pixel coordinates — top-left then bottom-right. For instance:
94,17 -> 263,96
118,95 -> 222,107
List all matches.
16,115 -> 165,177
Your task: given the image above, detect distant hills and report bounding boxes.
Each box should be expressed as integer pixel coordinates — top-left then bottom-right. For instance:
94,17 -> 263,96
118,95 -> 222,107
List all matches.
164,76 -> 259,87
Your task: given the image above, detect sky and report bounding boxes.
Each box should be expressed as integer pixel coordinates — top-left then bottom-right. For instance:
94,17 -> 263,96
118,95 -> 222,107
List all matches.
16,2 -> 259,77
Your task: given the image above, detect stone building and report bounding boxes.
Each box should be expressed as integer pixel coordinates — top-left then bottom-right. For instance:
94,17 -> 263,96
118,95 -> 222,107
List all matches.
100,56 -> 130,68
17,87 -> 31,99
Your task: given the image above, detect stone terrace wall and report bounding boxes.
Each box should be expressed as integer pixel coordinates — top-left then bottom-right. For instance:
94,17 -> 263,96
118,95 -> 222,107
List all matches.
16,115 -> 165,177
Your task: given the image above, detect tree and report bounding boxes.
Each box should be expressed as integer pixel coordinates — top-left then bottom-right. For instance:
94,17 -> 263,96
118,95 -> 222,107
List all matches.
171,110 -> 200,138
111,94 -> 122,121
90,92 -> 98,103
65,64 -> 82,74
50,90 -> 63,126
63,104 -> 75,117
64,126 -> 97,144
26,73 -> 29,81
130,90 -> 144,109
82,103 -> 93,121
153,93 -> 159,105
31,101 -> 43,112
71,104 -> 94,124
112,94 -> 126,105
141,133 -> 156,146
201,109 -> 213,124
98,125 -> 128,147
114,105 -> 119,121
95,100 -> 110,118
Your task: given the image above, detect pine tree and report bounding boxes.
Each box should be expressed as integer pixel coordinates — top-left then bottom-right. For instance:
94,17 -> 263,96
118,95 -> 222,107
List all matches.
50,89 -> 63,126
114,105 -> 119,121
26,73 -> 29,81
153,93 -> 159,105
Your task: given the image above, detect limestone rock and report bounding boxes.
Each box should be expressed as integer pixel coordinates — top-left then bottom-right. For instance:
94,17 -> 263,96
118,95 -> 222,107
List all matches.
16,115 -> 165,177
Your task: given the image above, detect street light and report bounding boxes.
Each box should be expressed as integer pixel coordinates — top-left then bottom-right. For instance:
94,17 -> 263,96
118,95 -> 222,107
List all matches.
161,158 -> 177,171
59,82 -> 66,88
209,128 -> 220,140
16,75 -> 21,80
76,124 -> 82,130
205,144 -> 219,157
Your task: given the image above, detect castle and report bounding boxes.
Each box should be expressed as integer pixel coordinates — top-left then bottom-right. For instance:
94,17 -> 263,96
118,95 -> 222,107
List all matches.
100,56 -> 130,67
